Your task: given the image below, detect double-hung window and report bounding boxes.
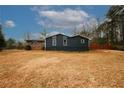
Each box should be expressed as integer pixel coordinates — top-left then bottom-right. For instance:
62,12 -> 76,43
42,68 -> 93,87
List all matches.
63,36 -> 67,46
52,36 -> 56,46
81,39 -> 85,44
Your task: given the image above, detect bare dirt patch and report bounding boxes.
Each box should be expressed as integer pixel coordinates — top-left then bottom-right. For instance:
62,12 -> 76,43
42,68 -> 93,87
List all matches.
0,49 -> 124,88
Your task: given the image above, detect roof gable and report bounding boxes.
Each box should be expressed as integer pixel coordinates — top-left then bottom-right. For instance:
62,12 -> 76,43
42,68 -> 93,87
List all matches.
46,33 -> 69,38
70,35 -> 90,40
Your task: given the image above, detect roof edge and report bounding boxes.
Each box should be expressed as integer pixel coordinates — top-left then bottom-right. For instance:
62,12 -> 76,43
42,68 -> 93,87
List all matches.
46,33 -> 91,40
46,33 -> 69,38
71,35 -> 90,40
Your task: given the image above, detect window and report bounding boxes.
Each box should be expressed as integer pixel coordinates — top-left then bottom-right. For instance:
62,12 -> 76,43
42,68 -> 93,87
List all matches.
52,36 -> 56,46
81,39 -> 85,44
63,36 -> 67,46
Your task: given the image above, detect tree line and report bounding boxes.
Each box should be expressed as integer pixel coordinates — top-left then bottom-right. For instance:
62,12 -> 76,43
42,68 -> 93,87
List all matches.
0,25 -> 24,51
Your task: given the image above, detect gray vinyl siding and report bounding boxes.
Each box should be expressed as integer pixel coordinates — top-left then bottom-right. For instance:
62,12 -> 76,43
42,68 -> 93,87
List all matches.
46,34 -> 89,51
68,36 -> 89,50
46,34 -> 69,50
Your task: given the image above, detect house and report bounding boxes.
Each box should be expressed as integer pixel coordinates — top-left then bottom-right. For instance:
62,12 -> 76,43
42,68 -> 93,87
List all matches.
26,39 -> 44,50
45,33 -> 90,51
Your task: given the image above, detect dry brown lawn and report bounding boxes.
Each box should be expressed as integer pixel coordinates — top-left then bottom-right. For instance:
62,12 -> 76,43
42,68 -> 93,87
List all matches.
0,49 -> 124,88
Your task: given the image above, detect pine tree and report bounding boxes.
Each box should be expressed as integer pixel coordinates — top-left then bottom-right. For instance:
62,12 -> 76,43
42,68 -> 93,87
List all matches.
0,24 -> 6,51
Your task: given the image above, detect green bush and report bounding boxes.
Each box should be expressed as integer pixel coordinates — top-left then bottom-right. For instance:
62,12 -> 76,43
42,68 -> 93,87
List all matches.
16,42 -> 24,49
6,38 -> 16,49
25,45 -> 31,50
96,38 -> 107,45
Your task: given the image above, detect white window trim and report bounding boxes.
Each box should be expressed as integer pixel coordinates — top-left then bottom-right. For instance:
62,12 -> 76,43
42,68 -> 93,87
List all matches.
81,39 -> 85,44
52,36 -> 57,46
63,36 -> 68,46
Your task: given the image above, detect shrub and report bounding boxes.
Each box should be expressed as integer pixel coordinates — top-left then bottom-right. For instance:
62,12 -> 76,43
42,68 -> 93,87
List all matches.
96,38 -> 107,45
25,45 -> 31,50
6,38 -> 16,49
16,42 -> 24,49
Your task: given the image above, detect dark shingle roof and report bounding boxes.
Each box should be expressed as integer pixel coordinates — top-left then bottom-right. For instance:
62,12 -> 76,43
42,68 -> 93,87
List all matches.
46,33 -> 90,40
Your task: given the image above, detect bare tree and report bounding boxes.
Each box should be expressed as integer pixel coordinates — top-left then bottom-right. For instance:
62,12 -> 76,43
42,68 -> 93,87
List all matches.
40,28 -> 48,39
